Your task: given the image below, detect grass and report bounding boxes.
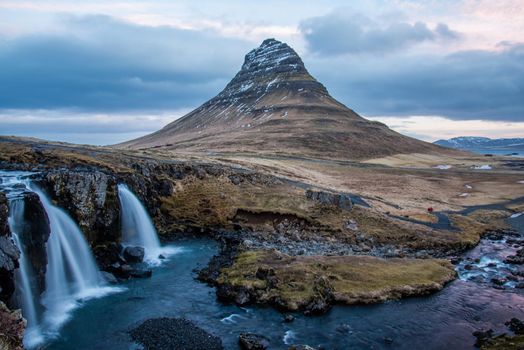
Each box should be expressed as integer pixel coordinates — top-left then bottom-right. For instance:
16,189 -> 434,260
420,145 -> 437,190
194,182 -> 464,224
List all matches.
218,250 -> 456,310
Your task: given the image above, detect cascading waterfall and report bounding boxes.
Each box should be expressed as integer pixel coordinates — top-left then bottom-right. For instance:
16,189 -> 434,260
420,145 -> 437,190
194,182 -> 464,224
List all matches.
117,184 -> 162,261
8,197 -> 44,348
28,185 -> 114,333
0,171 -> 120,348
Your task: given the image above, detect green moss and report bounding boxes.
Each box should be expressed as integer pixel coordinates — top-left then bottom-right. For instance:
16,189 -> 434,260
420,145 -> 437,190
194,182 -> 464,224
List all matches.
481,334 -> 524,350
218,250 -> 456,309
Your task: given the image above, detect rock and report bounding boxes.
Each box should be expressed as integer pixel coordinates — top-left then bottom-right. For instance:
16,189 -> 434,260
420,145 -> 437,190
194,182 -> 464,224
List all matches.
516,283 -> 524,289
239,333 -> 270,350
289,346 -> 316,350
123,246 -> 145,263
384,337 -> 394,345
115,264 -> 152,279
505,318 -> 524,334
464,264 -> 474,270
0,301 -> 25,350
491,277 -> 507,286
159,254 -> 166,260
0,193 -> 20,302
94,242 -> 124,271
130,317 -> 223,350
306,190 -> 353,211
336,323 -> 352,334
473,329 -> 494,347
283,314 -> 295,323
101,271 -> 118,284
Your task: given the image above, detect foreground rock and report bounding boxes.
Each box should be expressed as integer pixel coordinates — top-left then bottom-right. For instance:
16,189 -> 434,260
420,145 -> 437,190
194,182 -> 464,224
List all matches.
0,301 -> 25,350
215,249 -> 456,313
0,193 -> 19,302
130,318 -> 223,350
123,246 -> 145,263
238,333 -> 270,350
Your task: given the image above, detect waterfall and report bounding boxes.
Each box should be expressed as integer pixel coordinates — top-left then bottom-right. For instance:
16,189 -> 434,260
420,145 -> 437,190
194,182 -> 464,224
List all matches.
28,185 -> 115,334
8,198 -> 44,348
117,184 -> 163,262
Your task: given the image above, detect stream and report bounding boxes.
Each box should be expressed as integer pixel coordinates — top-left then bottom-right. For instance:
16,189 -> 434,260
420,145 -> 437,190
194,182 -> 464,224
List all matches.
48,214 -> 524,349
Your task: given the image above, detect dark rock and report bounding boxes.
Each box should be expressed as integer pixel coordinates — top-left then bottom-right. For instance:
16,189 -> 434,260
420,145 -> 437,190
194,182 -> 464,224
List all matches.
384,337 -> 394,345
506,318 -> 524,334
94,242 -> 124,271
0,193 -> 20,303
464,264 -> 474,270
20,191 -> 51,292
491,277 -> 507,286
130,317 -> 223,350
239,333 -> 270,350
283,314 -> 295,323
158,254 -> 166,260
473,329 -> 494,347
336,323 -> 351,334
101,271 -> 118,284
306,190 -> 353,211
114,264 -> 152,279
123,246 -> 145,263
0,301 -> 25,350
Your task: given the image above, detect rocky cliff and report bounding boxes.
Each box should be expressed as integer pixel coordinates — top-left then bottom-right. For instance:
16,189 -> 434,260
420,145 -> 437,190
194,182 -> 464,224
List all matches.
0,193 -> 19,303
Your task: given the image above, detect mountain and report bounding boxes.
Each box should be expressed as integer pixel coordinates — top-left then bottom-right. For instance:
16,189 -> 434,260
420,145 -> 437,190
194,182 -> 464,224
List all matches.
435,137 -> 524,151
118,39 -> 454,160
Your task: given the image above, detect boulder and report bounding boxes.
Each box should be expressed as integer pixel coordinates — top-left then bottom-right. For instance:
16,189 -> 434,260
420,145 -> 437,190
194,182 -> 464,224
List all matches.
239,333 -> 270,350
101,271 -> 118,284
506,318 -> 524,334
123,246 -> 145,263
306,190 -> 353,210
0,301 -> 25,350
0,193 -> 20,302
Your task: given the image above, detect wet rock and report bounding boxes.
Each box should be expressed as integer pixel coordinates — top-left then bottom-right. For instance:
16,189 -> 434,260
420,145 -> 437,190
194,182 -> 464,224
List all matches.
283,314 -> 295,323
289,346 -> 316,350
464,264 -> 474,270
101,271 -> 118,284
239,333 -> 270,350
0,301 -> 25,350
491,277 -> 507,286
506,318 -> 524,334
123,246 -> 145,263
20,191 -> 51,292
384,337 -> 394,345
94,242 -> 123,271
473,329 -> 494,347
130,317 -> 223,350
0,193 -> 20,302
336,323 -> 352,334
115,264 -> 152,279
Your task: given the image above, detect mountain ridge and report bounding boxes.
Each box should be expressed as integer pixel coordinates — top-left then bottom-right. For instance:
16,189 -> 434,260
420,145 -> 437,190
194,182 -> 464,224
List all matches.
118,38 -> 456,160
435,136 -> 524,150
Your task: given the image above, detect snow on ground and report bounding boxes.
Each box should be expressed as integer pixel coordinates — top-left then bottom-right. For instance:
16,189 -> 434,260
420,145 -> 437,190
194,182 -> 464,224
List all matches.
435,165 -> 452,170
465,185 -> 473,189
459,193 -> 469,197
472,165 -> 492,170
510,212 -> 523,219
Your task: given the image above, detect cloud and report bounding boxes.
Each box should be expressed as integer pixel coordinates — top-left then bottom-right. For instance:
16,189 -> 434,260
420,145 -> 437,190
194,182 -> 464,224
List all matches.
368,115 -> 524,142
300,12 -> 460,55
0,14 -> 251,111
309,42 -> 524,121
0,108 -> 187,145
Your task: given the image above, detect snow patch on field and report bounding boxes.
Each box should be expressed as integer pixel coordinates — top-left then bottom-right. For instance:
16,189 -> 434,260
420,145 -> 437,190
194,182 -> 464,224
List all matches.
472,165 -> 492,170
435,165 -> 452,170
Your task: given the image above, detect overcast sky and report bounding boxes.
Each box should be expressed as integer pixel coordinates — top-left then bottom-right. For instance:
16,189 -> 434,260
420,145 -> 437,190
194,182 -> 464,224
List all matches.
0,0 -> 523,144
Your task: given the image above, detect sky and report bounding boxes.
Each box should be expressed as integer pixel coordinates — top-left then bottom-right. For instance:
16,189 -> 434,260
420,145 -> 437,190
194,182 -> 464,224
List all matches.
0,0 -> 523,145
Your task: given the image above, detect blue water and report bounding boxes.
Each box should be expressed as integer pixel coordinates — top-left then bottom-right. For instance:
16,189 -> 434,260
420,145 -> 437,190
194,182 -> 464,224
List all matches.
46,226 -> 524,350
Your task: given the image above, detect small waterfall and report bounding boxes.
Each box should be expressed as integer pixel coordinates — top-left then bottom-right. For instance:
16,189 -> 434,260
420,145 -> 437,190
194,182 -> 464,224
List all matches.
29,185 -> 109,333
117,184 -> 162,261
8,198 -> 44,348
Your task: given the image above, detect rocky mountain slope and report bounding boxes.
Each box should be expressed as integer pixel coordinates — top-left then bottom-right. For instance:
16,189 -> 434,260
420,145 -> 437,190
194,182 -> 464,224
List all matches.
118,39 -> 453,160
435,136 -> 524,151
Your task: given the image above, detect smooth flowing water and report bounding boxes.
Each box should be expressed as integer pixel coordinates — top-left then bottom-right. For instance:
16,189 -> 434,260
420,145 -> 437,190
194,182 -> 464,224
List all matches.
0,171 -> 120,348
49,215 -> 524,350
29,185 -> 117,336
118,184 -> 173,263
8,198 -> 44,348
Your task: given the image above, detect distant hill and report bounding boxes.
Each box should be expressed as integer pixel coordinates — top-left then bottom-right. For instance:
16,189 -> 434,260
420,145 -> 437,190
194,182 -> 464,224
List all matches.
118,39 -> 459,160
434,137 -> 524,151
